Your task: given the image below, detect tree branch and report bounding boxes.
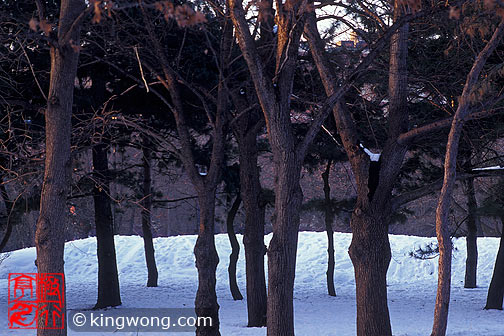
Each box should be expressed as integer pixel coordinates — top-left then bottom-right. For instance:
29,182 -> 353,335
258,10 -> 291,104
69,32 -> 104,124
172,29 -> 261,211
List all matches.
299,0 -> 473,161
391,168 -> 504,211
397,109 -> 497,145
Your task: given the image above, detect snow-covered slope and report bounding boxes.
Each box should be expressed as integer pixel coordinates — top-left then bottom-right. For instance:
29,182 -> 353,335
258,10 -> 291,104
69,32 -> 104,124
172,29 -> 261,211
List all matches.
0,232 -> 502,335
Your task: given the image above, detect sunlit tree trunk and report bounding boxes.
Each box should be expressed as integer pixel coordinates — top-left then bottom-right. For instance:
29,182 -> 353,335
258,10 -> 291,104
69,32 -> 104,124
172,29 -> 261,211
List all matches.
35,1 -> 85,335
431,20 -> 504,336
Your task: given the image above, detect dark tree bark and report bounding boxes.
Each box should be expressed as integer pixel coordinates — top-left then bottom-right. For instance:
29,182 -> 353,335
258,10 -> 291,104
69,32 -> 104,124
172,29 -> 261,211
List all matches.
229,83 -> 268,326
349,208 -> 392,335
0,182 -> 13,252
485,218 -> 504,310
431,20 -> 504,336
236,127 -> 267,327
141,137 -> 158,287
226,194 -> 243,300
34,1 -> 85,335
92,143 -> 121,309
194,190 -> 221,336
322,160 -> 336,297
227,0 -> 272,319
267,161 -> 303,336
464,177 -> 479,288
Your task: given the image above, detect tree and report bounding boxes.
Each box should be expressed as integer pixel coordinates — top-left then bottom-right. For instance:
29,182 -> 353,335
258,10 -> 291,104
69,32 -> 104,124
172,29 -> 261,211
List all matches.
226,193 -> 243,300
220,162 -> 244,300
141,136 -> 158,287
33,0 -> 86,335
92,141 -> 122,308
463,154 -> 480,288
322,159 -> 336,296
229,83 -> 268,326
231,0 -> 420,332
476,177 -> 504,309
304,2 -> 504,334
485,211 -> 504,310
431,18 -> 504,336
229,1 -> 315,333
0,182 -> 14,252
113,3 -> 227,334
73,40 -> 123,308
302,117 -> 347,297
304,3 -> 408,333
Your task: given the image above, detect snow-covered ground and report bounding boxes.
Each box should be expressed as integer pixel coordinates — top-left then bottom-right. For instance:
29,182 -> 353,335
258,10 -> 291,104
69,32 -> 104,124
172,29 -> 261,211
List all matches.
0,232 -> 502,335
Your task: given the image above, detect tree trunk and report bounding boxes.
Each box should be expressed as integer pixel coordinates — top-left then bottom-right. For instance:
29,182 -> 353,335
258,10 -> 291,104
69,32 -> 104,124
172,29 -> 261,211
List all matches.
485,218 -> 504,310
464,177 -> 478,288
194,190 -> 221,336
237,131 -> 267,327
431,20 -> 504,336
0,182 -> 13,252
322,160 -> 336,297
227,194 -> 243,300
93,143 -> 121,309
431,202 -> 453,336
229,0 -> 306,332
348,204 -> 392,336
267,159 -> 303,336
305,7 -> 407,334
141,138 -> 158,287
35,1 -> 85,335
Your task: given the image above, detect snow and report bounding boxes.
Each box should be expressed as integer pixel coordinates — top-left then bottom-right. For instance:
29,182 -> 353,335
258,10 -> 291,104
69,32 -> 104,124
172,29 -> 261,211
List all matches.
0,232 -> 502,335
360,144 -> 381,162
472,166 -> 504,171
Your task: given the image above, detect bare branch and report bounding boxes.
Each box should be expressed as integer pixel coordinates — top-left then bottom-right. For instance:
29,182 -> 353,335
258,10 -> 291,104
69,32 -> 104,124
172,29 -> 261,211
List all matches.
134,46 -> 149,92
392,169 -> 504,211
397,109 -> 499,145
16,37 -> 47,101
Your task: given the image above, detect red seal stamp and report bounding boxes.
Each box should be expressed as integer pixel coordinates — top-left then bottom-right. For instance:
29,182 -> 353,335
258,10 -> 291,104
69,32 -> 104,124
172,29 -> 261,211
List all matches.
8,273 -> 65,329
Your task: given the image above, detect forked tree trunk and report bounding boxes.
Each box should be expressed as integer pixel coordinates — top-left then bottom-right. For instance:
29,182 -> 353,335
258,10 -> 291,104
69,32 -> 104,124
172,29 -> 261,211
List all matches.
227,194 -> 243,300
485,218 -> 504,310
195,190 -> 221,336
35,1 -> 85,335
267,159 -> 303,336
348,205 -> 392,336
322,160 -> 336,297
93,143 -> 121,308
238,132 -> 267,326
228,0 -> 319,333
305,7 -> 407,334
464,177 -> 478,288
141,139 -> 158,287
